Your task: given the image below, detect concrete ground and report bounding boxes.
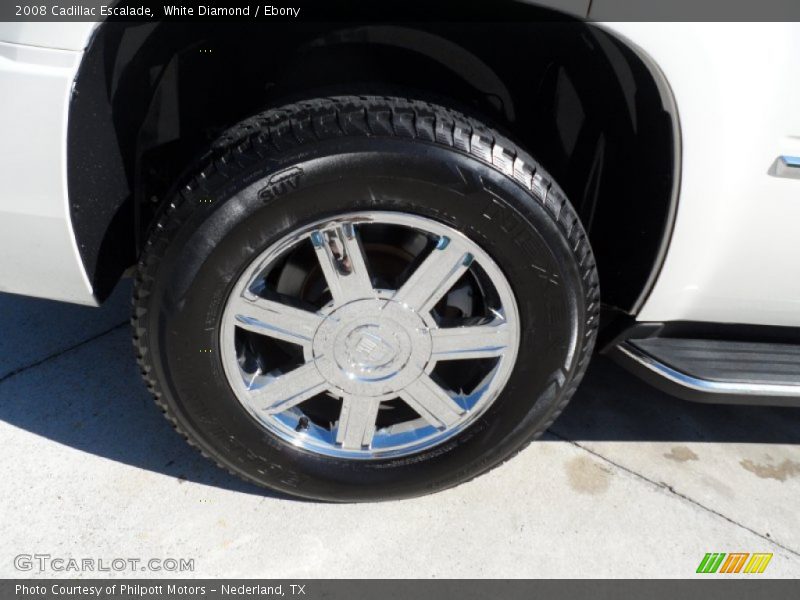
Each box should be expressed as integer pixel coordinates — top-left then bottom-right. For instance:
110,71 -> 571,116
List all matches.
1,281 -> 799,579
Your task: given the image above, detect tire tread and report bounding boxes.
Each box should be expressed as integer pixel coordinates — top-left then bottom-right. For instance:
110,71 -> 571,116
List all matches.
132,95 -> 600,499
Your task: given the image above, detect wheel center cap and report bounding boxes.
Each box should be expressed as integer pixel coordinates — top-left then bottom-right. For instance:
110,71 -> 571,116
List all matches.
344,324 -> 399,371
312,298 -> 432,398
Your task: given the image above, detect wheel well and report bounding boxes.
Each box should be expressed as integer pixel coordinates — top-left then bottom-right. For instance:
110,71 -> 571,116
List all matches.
68,9 -> 678,314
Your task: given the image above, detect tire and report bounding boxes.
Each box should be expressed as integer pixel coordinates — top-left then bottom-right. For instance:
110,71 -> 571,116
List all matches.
133,96 -> 599,502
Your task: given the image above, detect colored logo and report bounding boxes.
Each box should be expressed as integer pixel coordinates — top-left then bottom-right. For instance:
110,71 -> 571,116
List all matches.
696,553 -> 772,574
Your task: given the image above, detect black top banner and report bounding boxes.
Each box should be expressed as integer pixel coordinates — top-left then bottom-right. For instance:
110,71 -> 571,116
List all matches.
3,0 -> 800,22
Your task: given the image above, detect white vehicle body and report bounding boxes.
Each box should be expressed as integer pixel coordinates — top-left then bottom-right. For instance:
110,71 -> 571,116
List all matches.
1,20 -> 798,327
5,8 -> 800,500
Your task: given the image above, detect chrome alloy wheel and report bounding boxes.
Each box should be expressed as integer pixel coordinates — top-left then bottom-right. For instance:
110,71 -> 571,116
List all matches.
220,212 -> 520,459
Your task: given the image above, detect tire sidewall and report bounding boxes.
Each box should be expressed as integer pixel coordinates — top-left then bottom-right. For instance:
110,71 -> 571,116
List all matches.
146,137 -> 587,501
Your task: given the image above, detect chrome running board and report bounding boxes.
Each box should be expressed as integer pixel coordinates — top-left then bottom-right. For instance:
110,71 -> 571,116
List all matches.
610,339 -> 800,407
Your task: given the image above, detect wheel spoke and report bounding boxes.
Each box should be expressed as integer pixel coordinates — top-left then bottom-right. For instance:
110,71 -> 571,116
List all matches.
222,212 -> 521,459
311,223 -> 374,305
250,362 -> 327,414
231,295 -> 323,347
430,322 -> 511,361
335,396 -> 381,449
398,374 -> 465,429
393,236 -> 473,314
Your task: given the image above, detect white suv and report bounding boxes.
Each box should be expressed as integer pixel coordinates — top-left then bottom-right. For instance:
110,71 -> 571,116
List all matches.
1,7 -> 798,501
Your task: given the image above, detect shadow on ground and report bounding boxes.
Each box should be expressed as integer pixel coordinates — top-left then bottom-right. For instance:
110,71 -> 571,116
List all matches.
0,284 -> 267,497
1,285 -> 798,496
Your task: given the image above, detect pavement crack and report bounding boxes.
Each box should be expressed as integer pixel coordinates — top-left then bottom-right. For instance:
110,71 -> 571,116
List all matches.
0,321 -> 129,384
547,427 -> 800,559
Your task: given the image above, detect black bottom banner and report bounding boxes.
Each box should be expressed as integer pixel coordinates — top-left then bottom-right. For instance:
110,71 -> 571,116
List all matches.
5,579 -> 800,600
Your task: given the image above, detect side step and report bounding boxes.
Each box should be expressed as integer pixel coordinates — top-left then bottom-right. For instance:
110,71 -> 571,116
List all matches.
610,337 -> 800,406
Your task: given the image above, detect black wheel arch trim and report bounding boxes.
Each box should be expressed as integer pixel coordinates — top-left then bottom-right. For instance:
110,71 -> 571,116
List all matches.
66,5 -> 681,308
